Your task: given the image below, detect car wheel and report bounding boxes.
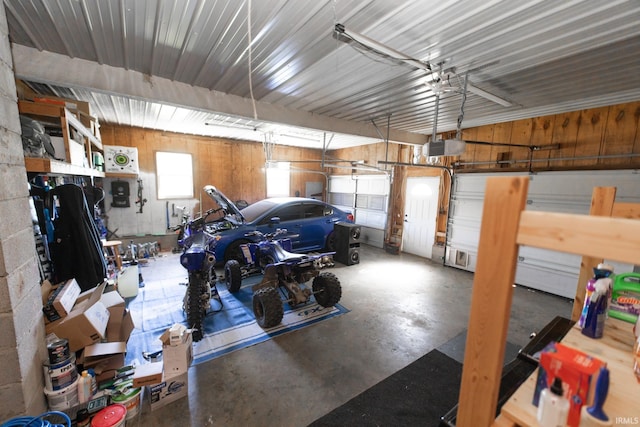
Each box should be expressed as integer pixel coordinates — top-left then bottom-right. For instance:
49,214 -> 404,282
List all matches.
325,231 -> 336,251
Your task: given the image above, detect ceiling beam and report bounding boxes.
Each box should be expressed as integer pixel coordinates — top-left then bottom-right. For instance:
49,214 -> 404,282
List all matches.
11,44 -> 427,145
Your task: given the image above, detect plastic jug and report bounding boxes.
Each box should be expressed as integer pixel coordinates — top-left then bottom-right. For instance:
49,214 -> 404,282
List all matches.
117,265 -> 139,299
608,272 -> 640,324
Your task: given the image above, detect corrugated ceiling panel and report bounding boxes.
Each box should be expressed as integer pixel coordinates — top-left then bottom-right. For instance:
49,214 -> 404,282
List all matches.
6,0 -> 640,148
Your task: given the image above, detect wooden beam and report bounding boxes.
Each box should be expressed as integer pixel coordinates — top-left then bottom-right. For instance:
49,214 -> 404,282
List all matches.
517,211 -> 640,266
456,176 -> 529,427
612,202 -> 640,219
12,44 -> 426,146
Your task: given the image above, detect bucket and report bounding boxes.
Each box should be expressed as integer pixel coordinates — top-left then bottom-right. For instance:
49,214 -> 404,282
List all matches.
91,404 -> 127,427
47,338 -> 70,365
111,381 -> 141,420
43,354 -> 77,391
44,376 -> 79,410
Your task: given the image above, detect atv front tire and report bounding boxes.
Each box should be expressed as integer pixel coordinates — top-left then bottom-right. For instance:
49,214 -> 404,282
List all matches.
224,260 -> 242,293
252,287 -> 283,328
312,272 -> 342,307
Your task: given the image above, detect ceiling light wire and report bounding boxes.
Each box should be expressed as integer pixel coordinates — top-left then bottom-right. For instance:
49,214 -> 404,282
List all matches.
247,0 -> 258,120
456,71 -> 469,140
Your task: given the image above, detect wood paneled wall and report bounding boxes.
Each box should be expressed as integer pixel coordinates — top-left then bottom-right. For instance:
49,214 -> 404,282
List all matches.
330,100 -> 640,247
100,126 -> 325,211
455,101 -> 640,171
100,100 -> 639,244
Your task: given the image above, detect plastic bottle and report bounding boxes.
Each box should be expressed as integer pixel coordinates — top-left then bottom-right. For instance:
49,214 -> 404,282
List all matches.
536,376 -> 569,427
77,370 -> 92,404
579,264 -> 614,328
582,280 -> 609,339
87,368 -> 97,396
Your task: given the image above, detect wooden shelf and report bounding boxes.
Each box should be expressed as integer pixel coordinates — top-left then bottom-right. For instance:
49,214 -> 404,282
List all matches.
105,172 -> 138,179
498,319 -> 639,427
24,157 -> 105,177
19,99 -> 104,178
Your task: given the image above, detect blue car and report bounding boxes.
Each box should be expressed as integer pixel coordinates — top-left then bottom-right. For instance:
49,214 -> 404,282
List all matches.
203,185 -> 354,265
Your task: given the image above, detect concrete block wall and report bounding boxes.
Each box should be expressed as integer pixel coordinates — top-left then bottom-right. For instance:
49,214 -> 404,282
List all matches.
0,4 -> 48,420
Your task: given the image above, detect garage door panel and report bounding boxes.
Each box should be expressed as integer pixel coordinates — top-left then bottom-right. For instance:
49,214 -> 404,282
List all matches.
447,170 -> 640,297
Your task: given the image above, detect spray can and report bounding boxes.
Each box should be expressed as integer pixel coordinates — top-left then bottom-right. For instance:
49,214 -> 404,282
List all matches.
582,280 -> 609,339
579,264 -> 614,328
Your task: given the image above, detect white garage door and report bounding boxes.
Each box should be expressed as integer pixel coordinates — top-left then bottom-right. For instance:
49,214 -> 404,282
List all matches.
328,174 -> 390,248
446,170 -> 640,298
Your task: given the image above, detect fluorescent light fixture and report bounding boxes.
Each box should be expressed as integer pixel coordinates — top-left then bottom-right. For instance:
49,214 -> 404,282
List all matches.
466,85 -> 512,107
205,121 -> 257,131
335,23 -> 512,108
280,133 -> 320,142
335,23 -> 430,71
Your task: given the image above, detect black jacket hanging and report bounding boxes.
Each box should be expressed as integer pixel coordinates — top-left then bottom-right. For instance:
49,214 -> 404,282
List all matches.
50,184 -> 107,292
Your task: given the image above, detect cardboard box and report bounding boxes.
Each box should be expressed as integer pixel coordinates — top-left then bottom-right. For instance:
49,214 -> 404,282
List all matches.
81,341 -> 127,382
106,309 -> 135,343
68,139 -> 86,167
49,136 -> 66,161
41,279 -> 81,323
133,362 -> 164,388
533,342 -> 605,427
101,291 -> 126,342
148,371 -> 188,411
160,328 -> 193,375
48,136 -> 86,166
45,282 -> 110,352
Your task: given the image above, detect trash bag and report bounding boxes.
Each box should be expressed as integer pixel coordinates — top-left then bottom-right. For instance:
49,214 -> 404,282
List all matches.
19,115 -> 56,158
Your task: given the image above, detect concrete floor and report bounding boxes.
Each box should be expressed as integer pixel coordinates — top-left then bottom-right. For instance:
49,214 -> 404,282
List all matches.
126,244 -> 573,427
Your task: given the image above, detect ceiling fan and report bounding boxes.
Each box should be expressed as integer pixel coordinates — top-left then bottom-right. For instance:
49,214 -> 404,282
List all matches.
333,24 -> 512,108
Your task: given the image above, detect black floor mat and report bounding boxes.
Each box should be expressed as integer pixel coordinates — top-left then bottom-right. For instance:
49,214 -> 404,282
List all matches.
308,350 -> 463,427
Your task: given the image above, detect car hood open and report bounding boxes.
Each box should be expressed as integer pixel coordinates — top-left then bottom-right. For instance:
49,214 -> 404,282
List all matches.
203,185 -> 244,223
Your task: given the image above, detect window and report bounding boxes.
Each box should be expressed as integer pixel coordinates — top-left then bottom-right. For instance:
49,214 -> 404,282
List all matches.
301,203 -> 328,218
156,152 -> 194,199
266,162 -> 290,197
258,204 -> 301,224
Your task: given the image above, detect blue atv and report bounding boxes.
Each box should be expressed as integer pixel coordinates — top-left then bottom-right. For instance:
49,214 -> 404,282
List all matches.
223,228 -> 341,328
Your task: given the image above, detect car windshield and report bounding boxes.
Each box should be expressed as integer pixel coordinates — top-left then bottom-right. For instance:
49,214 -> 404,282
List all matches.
240,199 -> 278,222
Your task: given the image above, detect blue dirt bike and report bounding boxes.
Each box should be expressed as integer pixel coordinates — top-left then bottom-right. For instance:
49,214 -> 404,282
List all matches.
179,206 -> 224,342
223,228 -> 342,328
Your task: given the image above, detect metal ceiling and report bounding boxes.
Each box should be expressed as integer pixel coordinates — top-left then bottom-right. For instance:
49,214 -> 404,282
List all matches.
6,0 -> 640,149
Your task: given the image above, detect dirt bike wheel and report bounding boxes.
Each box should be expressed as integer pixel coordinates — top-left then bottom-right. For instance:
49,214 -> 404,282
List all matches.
224,260 -> 242,293
312,272 -> 342,307
187,271 -> 205,342
252,287 -> 283,328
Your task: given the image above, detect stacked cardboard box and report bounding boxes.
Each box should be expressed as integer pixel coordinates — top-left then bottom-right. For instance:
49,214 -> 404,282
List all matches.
132,325 -> 193,411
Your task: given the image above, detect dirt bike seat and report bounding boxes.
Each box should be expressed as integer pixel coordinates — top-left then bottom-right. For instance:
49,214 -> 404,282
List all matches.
272,243 -> 309,263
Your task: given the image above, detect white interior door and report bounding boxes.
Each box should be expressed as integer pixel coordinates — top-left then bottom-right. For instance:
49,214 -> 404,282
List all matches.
402,177 -> 440,259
